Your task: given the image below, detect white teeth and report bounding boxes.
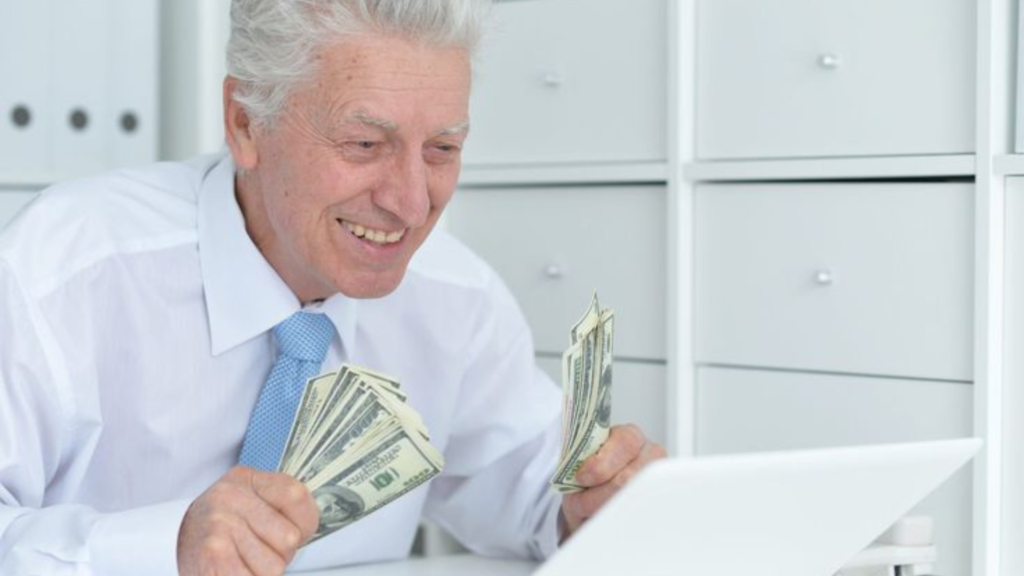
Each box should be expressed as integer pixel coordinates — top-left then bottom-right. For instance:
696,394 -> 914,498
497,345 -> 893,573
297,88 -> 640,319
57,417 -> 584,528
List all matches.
341,220 -> 405,245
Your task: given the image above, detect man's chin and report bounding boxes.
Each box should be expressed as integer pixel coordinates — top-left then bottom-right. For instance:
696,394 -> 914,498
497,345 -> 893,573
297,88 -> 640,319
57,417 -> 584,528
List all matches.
333,269 -> 407,300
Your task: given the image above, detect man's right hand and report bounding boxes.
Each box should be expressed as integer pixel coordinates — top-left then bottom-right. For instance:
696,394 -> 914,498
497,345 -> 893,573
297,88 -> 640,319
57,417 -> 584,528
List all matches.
178,466 -> 320,576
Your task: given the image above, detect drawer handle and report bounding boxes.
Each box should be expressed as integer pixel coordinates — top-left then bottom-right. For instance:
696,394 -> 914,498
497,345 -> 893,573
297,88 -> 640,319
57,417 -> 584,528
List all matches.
814,269 -> 835,286
543,264 -> 564,280
542,72 -> 564,88
817,53 -> 842,70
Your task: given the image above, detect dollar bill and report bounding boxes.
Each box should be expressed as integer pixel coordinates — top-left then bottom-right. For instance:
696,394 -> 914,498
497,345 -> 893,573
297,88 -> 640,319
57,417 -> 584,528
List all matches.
275,363 -> 444,542
552,293 -> 614,493
307,424 -> 443,542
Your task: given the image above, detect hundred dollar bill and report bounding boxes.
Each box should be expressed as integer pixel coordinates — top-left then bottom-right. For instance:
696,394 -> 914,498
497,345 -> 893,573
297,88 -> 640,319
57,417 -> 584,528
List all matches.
273,363 -> 444,542
552,294 -> 615,493
296,385 -> 402,483
279,373 -> 337,472
284,369 -> 363,476
307,425 -> 443,541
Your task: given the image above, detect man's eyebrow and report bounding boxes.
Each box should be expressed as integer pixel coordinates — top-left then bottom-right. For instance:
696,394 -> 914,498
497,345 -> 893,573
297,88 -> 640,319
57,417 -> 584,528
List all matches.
344,111 -> 469,137
433,120 -> 470,137
350,110 -> 399,131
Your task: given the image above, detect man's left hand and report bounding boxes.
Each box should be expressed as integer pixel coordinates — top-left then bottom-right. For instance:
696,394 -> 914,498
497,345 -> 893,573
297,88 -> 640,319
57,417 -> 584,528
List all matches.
560,424 -> 667,537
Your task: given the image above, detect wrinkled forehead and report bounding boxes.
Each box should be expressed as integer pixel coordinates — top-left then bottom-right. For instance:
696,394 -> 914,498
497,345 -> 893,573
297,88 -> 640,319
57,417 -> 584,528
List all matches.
316,35 -> 472,88
295,37 -> 472,130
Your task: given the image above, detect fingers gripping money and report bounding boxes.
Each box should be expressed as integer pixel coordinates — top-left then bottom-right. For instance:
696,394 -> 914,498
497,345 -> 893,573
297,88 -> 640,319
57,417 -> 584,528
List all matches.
552,294 -> 668,537
276,365 -> 444,542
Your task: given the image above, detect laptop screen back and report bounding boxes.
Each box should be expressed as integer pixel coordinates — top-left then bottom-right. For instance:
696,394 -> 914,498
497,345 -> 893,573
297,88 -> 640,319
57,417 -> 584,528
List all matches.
535,438 -> 981,576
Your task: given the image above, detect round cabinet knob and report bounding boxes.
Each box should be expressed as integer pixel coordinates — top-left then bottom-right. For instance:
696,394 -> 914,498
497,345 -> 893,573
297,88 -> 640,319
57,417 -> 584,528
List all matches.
542,72 -> 564,88
543,264 -> 564,280
817,53 -> 842,70
814,269 -> 834,286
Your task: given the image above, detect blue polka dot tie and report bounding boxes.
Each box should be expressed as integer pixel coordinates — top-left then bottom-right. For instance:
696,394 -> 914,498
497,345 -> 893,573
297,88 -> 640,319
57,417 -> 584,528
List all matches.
239,311 -> 335,471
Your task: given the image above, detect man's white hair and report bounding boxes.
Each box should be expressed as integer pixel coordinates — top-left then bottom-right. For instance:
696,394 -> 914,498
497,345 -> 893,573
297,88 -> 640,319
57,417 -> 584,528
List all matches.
227,0 -> 488,128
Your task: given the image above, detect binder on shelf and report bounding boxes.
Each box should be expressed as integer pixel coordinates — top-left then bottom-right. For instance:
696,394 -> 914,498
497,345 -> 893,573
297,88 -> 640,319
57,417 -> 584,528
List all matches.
0,0 -> 53,181
50,0 -> 111,179
108,0 -> 159,169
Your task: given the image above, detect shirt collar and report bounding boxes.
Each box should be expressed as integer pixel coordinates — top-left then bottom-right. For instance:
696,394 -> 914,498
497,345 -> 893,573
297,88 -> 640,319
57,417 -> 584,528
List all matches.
197,153 -> 358,356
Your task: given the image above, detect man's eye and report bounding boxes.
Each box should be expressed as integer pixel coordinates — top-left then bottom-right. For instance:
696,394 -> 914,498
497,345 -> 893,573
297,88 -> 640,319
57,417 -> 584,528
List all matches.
424,142 -> 462,165
430,143 -> 462,156
339,141 -> 383,159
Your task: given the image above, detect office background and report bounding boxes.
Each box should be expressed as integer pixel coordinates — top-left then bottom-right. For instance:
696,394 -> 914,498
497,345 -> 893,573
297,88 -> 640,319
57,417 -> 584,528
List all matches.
3,0 -> 1024,574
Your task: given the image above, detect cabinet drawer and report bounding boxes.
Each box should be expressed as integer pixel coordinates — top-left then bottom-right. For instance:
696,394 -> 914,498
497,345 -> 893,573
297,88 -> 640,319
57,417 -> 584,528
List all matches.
538,357 -> 666,447
447,185 -> 666,360
696,0 -> 975,159
694,182 -> 973,381
0,190 -> 38,230
696,366 -> 972,576
463,0 -> 667,167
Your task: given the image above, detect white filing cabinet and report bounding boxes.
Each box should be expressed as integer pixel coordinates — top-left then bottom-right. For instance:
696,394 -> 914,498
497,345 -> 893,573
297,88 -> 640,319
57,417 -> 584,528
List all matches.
694,182 -> 975,381
464,0 -> 666,167
691,180 -> 977,574
695,0 -> 976,160
687,1 -> 979,575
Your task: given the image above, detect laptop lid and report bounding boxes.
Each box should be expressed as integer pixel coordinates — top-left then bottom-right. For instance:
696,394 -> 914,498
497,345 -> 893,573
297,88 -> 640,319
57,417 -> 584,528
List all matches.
535,438 -> 981,576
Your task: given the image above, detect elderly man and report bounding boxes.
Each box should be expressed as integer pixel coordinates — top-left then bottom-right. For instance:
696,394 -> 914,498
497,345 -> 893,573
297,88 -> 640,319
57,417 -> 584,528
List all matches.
0,1 -> 665,575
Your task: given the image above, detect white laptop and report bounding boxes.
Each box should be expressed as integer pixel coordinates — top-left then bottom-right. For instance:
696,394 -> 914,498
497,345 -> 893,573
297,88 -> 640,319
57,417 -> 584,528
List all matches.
535,438 -> 981,576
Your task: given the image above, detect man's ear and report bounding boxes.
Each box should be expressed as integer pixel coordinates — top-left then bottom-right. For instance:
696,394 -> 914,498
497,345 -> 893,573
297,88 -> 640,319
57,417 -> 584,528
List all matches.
224,77 -> 259,171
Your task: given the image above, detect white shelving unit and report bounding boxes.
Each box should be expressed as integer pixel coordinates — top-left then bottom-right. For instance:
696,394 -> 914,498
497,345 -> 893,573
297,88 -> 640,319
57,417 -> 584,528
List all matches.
451,0 -> 1024,574
676,1 -> 1016,575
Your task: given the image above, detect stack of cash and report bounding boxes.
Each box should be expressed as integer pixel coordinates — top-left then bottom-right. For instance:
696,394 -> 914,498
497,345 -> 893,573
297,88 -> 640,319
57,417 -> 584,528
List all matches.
552,293 -> 615,493
278,364 -> 444,542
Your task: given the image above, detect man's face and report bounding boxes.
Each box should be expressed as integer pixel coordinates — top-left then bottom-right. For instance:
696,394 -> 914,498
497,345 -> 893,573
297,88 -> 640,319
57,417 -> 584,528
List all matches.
233,35 -> 471,301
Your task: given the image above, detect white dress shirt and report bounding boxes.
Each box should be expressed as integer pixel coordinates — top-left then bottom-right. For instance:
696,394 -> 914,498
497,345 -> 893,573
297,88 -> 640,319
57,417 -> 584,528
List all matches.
0,153 -> 562,575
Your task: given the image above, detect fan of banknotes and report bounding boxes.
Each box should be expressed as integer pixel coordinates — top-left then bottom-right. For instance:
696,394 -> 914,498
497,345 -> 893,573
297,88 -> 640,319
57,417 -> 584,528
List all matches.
278,364 -> 444,542
552,293 -> 615,493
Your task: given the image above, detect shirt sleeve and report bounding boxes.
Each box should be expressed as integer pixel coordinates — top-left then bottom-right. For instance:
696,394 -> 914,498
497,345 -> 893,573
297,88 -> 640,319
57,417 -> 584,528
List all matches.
421,272 -> 564,560
0,260 -> 189,576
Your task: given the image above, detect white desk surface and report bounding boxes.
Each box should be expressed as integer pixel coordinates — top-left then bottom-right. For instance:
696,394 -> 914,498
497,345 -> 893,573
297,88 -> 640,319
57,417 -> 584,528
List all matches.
294,554 -> 538,576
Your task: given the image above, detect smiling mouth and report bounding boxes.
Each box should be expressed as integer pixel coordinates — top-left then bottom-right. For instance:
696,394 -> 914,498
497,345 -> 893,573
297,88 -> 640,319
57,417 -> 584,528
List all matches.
339,219 -> 406,245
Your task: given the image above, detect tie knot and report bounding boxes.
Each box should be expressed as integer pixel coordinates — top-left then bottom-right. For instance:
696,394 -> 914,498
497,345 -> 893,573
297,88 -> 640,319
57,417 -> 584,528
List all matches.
272,312 -> 335,362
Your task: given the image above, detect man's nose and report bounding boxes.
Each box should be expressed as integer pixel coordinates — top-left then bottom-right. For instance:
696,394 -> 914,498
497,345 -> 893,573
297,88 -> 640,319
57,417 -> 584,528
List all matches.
376,150 -> 430,228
